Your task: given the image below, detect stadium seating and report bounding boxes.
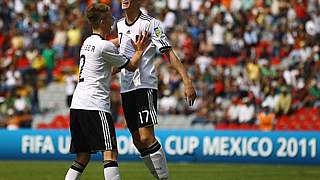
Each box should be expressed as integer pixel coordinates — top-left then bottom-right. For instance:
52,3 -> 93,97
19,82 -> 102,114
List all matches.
37,114 -> 69,129
215,108 -> 319,131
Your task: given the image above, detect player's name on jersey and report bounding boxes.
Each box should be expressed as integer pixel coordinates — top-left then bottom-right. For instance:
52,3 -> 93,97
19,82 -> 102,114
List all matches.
81,44 -> 96,52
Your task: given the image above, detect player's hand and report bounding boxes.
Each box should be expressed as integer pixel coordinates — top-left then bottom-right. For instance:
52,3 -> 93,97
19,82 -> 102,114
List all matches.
184,82 -> 197,106
132,31 -> 150,52
112,67 -> 121,75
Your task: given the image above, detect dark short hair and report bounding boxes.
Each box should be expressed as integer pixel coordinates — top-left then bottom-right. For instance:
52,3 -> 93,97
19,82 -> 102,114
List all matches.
86,3 -> 111,28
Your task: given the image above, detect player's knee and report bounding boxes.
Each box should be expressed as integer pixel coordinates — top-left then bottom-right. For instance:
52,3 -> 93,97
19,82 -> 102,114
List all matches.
76,153 -> 90,166
132,133 -> 143,148
132,132 -> 140,142
132,131 -> 154,146
139,135 -> 154,146
103,150 -> 118,161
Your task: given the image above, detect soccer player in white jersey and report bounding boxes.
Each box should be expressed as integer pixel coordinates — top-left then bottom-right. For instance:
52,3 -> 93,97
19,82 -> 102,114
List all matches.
114,0 -> 197,179
64,3 -> 149,180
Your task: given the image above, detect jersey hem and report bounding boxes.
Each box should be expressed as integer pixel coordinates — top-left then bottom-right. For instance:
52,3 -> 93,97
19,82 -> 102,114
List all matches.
70,107 -> 111,114
120,86 -> 158,93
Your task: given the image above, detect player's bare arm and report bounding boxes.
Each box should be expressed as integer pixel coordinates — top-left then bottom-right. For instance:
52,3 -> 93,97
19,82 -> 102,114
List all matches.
110,38 -> 119,47
165,50 -> 197,106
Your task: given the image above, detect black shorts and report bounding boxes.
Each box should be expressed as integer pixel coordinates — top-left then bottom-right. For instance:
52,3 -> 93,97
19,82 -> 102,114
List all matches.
69,109 -> 117,153
121,88 -> 158,133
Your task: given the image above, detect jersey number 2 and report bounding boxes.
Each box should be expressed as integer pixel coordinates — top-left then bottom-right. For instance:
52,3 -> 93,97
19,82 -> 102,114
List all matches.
79,54 -> 85,82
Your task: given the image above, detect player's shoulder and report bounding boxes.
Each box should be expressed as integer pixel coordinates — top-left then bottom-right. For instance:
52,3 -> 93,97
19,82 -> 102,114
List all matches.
86,35 -> 113,47
118,17 -> 125,23
101,39 -> 114,46
101,40 -> 118,53
116,17 -> 125,28
140,13 -> 154,22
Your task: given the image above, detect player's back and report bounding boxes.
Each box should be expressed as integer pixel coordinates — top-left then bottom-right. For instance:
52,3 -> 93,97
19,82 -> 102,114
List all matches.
71,34 -> 118,113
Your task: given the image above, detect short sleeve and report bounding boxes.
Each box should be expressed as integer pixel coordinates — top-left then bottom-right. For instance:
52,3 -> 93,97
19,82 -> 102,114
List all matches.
101,41 -> 130,69
151,19 -> 172,53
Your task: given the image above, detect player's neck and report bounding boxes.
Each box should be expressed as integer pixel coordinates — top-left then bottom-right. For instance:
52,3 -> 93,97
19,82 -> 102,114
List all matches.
92,30 -> 105,39
125,8 -> 141,24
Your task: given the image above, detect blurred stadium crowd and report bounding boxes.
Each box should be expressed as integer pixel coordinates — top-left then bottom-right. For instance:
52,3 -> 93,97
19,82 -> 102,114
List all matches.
0,0 -> 319,131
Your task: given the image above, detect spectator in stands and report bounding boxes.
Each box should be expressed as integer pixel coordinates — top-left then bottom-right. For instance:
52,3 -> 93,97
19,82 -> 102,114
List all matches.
52,22 -> 67,59
2,89 -> 32,129
238,97 -> 255,124
30,83 -> 40,114
0,91 -> 15,120
162,8 -> 176,34
211,99 -> 225,124
262,88 -> 278,111
159,89 -> 178,115
67,23 -> 81,61
37,21 -> 54,51
198,32 -> 214,56
42,43 -> 56,84
11,30 -> 24,50
312,81 -> 320,108
275,87 -> 292,115
28,49 -> 45,72
210,12 -> 226,57
4,64 -> 22,92
225,96 -> 239,124
304,78 -> 320,107
246,58 -> 260,82
257,107 -> 275,131
14,92 -> 31,116
195,52 -> 212,74
168,70 -> 182,94
283,65 -> 299,87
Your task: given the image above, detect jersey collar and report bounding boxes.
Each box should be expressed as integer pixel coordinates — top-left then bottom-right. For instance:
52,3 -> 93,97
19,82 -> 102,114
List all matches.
92,33 -> 105,40
125,11 -> 142,26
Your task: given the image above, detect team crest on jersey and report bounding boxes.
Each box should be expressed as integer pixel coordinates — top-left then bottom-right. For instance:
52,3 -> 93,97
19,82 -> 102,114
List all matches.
154,27 -> 162,38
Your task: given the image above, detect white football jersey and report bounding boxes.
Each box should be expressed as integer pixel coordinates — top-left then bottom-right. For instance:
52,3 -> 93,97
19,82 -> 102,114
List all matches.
117,12 -> 172,93
71,34 -> 130,113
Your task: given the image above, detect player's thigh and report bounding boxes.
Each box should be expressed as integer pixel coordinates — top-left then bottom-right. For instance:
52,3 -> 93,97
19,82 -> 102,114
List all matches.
69,109 -> 90,152
94,111 -> 118,151
76,152 -> 91,165
135,88 -> 158,128
121,91 -> 139,133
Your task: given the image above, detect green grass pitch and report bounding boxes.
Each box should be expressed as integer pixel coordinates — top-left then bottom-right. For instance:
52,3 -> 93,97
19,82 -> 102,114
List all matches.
0,161 -> 319,180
